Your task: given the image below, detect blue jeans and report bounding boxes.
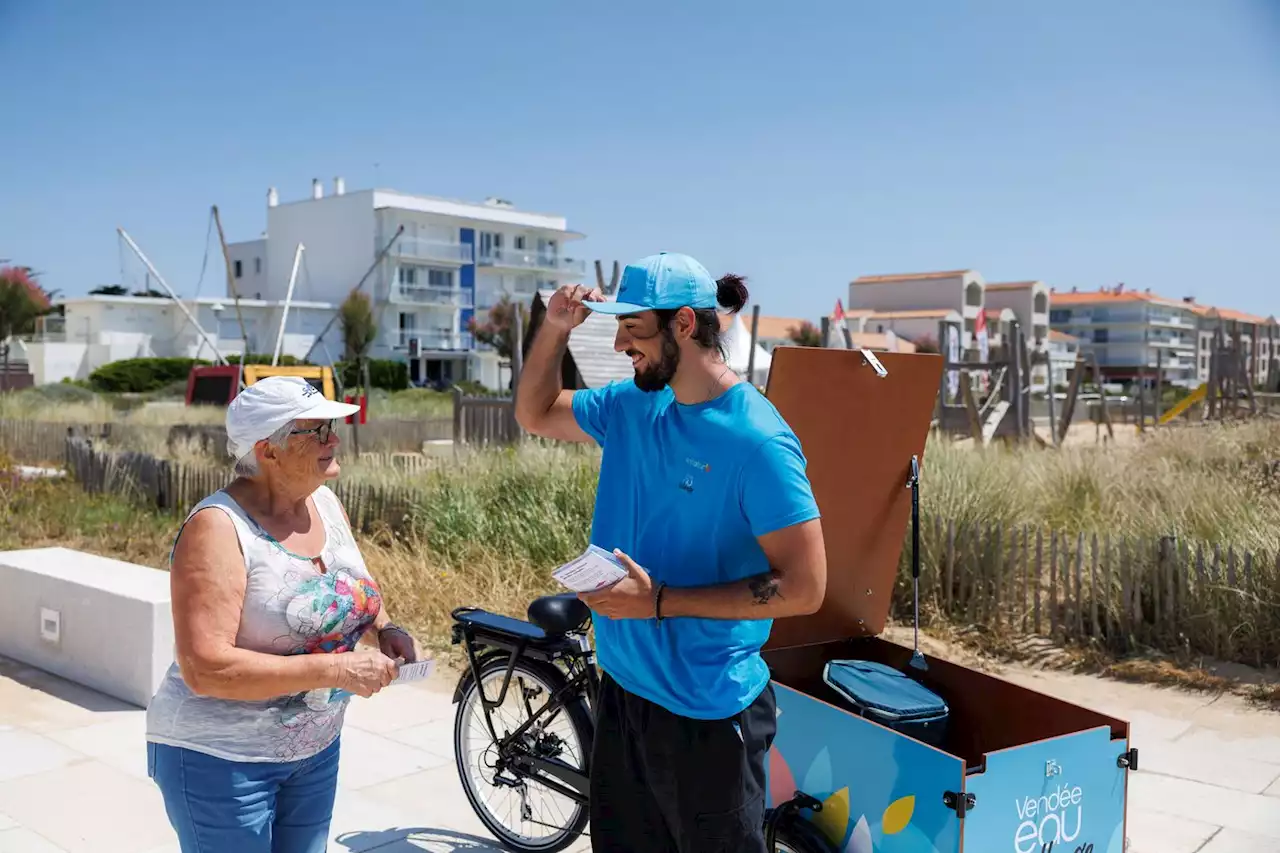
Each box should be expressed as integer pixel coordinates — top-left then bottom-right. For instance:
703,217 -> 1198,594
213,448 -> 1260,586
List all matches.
147,738 -> 340,853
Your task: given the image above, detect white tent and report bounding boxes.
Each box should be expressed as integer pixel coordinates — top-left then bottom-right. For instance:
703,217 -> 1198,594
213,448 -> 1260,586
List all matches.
722,312 -> 773,386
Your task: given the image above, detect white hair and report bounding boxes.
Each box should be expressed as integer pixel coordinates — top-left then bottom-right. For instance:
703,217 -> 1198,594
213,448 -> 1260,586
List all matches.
231,421 -> 296,477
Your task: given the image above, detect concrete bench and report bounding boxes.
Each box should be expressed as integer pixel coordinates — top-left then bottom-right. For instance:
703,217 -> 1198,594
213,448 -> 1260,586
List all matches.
0,547 -> 173,708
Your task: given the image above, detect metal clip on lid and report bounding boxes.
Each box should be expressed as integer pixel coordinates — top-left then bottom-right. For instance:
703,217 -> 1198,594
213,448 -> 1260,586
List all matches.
860,348 -> 888,378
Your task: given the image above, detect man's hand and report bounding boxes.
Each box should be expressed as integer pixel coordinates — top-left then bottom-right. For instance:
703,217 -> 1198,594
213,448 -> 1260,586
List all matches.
579,550 -> 655,619
545,284 -> 605,332
377,625 -> 421,664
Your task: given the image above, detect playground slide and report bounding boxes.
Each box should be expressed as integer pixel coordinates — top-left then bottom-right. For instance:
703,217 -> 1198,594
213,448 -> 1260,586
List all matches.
1159,383 -> 1206,425
981,400 -> 1011,444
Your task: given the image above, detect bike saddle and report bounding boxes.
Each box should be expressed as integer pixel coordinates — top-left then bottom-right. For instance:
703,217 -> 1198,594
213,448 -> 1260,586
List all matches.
527,593 -> 591,636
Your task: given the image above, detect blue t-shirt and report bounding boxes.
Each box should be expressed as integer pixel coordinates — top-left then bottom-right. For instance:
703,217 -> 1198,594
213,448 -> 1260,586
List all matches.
572,379 -> 821,720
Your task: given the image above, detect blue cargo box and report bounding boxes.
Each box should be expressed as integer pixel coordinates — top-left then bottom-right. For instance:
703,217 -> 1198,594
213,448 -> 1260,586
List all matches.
762,348 -> 1134,853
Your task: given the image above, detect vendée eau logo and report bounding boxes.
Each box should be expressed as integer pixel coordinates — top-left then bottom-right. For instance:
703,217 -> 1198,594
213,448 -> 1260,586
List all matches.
1013,780 -> 1093,853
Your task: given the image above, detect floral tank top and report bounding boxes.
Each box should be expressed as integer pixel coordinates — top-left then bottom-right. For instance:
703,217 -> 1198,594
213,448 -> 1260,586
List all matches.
145,485 -> 382,763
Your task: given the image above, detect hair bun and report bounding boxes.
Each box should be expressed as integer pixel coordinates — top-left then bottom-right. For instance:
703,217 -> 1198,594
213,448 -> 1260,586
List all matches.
716,273 -> 749,314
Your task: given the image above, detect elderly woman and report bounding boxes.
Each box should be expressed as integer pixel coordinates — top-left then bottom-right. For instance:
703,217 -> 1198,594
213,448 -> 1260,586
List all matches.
145,376 -> 421,853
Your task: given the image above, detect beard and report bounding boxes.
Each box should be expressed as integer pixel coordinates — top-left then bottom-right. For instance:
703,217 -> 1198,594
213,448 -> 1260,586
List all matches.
631,327 -> 681,393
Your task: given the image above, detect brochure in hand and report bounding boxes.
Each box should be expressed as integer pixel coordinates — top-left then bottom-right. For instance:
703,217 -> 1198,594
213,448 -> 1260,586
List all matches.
552,544 -> 628,593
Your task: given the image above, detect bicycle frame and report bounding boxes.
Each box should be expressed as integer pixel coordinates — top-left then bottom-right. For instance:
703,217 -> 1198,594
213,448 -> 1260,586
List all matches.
451,606 -> 601,805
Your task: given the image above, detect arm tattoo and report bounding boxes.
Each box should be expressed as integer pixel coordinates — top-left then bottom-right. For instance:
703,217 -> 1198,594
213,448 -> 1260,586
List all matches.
748,573 -> 784,606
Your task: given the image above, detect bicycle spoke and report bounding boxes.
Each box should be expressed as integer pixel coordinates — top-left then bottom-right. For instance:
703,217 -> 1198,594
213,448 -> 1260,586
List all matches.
455,661 -> 589,850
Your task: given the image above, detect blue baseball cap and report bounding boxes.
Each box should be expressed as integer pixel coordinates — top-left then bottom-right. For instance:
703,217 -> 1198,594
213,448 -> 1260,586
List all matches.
588,252 -> 717,316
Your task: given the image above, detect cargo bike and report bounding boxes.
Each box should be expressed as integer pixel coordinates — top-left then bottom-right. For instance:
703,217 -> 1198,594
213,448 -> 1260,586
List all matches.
449,347 -> 1137,853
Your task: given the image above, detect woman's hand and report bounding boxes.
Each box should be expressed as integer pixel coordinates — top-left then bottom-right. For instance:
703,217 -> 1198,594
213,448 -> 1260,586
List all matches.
336,648 -> 400,698
377,624 -> 421,664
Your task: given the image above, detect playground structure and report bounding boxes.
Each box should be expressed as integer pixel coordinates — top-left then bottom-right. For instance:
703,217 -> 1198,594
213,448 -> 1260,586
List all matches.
925,315 -> 1055,446
921,310 -> 1280,447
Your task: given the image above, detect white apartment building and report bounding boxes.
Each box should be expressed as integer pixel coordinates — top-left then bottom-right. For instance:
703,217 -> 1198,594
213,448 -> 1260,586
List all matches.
844,270 -> 1054,388
984,281 -> 1049,349
1049,287 -> 1203,386
19,294 -> 334,385
226,179 -> 588,390
1045,330 -> 1081,389
847,270 -> 987,349
1184,302 -> 1278,388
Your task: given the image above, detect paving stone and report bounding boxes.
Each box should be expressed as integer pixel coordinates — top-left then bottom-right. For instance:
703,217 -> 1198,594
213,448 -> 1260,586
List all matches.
1121,809 -> 1220,853
336,728 -> 451,792
0,827 -> 69,852
1199,828 -> 1280,852
1128,771 -> 1280,840
1139,736 -> 1280,793
1174,725 -> 1280,766
1265,773 -> 1280,798
383,715 -> 456,762
0,760 -> 172,853
343,682 -> 453,736
0,730 -> 86,783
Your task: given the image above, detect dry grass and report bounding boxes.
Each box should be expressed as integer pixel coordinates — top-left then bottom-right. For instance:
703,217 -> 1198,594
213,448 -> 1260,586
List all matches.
4,414 -> 1280,678
0,446 -> 585,658
925,418 -> 1280,553
902,615 -> 1280,709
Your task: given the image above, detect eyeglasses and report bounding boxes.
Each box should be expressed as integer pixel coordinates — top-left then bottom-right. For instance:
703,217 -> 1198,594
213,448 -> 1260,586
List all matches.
290,419 -> 335,444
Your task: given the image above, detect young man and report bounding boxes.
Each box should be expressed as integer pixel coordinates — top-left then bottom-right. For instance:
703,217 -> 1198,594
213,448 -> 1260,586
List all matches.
516,252 -> 827,853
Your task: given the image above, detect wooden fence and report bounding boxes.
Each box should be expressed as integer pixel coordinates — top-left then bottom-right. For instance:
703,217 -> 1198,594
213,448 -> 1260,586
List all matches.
892,516 -> 1280,667
64,437 -> 422,534
453,389 -> 519,446
0,417 -> 454,467
0,420 -> 130,465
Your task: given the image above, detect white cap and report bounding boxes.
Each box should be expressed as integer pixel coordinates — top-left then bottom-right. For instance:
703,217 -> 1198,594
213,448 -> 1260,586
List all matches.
225,376 -> 360,463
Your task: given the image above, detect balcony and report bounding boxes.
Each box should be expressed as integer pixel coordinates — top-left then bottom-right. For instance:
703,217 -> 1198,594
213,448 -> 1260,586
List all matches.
396,330 -> 474,352
384,238 -> 474,265
1148,337 -> 1196,350
476,249 -> 586,276
393,285 -> 473,307
28,315 -> 66,342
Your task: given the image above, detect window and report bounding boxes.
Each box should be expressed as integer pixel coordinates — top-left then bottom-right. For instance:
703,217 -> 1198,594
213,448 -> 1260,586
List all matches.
1094,329 -> 1109,343
514,236 -> 526,250
427,268 -> 453,288
1050,309 -> 1071,324
254,257 -> 261,274
398,266 -> 418,286
1034,292 -> 1048,314
234,260 -> 243,278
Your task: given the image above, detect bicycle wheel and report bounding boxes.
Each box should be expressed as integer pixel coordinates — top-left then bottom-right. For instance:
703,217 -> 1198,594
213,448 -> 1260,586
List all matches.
454,655 -> 593,853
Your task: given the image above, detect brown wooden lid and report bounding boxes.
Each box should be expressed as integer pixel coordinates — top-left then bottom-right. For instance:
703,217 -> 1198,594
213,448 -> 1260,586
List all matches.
763,347 -> 944,650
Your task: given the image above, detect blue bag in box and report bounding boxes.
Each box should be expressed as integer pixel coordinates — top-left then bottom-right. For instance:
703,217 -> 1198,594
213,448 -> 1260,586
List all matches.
822,660 -> 950,748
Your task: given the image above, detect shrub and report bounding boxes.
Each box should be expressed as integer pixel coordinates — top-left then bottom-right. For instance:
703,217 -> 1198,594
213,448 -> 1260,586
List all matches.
333,359 -> 409,392
225,353 -> 310,366
453,379 -> 502,398
88,358 -> 209,393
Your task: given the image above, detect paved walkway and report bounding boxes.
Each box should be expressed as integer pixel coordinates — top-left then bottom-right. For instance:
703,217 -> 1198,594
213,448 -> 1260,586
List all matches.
0,653 -> 1277,852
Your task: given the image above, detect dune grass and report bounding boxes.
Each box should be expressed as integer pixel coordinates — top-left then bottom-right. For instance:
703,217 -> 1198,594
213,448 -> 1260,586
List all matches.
3,418 -> 1279,662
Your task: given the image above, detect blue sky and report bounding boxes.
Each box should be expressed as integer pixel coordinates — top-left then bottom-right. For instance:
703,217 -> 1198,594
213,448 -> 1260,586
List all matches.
2,0 -> 1278,320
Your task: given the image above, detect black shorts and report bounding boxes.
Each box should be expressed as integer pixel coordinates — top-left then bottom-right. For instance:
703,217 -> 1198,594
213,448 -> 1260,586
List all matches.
588,672 -> 777,853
